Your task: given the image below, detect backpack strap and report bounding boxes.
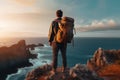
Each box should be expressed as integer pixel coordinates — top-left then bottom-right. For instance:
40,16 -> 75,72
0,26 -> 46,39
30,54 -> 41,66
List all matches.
53,20 -> 60,34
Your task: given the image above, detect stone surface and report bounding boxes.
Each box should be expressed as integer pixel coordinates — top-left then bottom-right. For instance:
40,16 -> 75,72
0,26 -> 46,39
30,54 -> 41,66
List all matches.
87,48 -> 120,80
26,64 -> 52,80
25,64 -> 103,80
87,48 -> 120,70
26,48 -> 120,80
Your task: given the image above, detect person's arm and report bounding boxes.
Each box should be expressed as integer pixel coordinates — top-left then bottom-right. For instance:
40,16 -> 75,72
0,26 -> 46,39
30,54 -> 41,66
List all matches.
48,21 -> 55,46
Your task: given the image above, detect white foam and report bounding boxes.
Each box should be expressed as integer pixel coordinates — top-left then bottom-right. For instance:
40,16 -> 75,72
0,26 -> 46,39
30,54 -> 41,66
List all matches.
37,53 -> 45,58
6,66 -> 33,80
44,44 -> 51,48
6,43 -> 52,80
7,58 -> 52,80
29,58 -> 51,67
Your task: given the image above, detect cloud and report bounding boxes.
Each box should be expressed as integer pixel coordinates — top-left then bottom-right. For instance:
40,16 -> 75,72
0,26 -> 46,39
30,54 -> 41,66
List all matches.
0,13 -> 52,33
13,0 -> 36,6
0,0 -> 52,14
0,31 -> 46,37
76,19 -> 120,32
0,0 -> 33,14
0,11 -> 58,37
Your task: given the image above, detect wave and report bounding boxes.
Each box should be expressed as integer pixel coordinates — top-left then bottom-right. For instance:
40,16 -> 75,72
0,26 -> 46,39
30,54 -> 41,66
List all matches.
44,44 -> 51,48
6,66 -> 34,80
29,58 -> 51,67
6,44 -> 52,80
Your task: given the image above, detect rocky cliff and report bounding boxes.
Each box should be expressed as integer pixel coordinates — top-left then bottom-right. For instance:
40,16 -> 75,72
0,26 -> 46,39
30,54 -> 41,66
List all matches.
0,40 -> 43,80
25,64 -> 103,80
87,48 -> 120,80
25,48 -> 120,80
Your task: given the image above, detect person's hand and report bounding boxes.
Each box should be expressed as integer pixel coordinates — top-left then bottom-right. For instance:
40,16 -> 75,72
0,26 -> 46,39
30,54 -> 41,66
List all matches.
49,42 -> 52,46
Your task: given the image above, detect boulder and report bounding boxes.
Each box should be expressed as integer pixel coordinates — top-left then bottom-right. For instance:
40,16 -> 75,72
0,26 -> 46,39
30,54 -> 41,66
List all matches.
25,64 -> 52,80
25,64 -> 103,80
69,64 -> 103,80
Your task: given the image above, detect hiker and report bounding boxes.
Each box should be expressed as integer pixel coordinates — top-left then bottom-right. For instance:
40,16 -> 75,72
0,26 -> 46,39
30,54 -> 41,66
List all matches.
48,10 -> 67,73
48,10 -> 74,73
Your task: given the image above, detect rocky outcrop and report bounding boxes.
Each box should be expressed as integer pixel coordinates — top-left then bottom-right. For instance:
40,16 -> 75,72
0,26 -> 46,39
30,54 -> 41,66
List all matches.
26,64 -> 52,80
27,43 -> 44,50
25,64 -> 103,80
0,40 -> 34,69
87,48 -> 106,71
87,48 -> 120,80
25,48 -> 120,80
0,40 -> 37,80
87,48 -> 120,71
98,64 -> 120,80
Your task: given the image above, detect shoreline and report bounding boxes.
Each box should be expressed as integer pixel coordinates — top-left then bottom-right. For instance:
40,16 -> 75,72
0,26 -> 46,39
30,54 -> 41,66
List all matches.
0,40 -> 43,80
1,60 -> 33,80
25,48 -> 120,80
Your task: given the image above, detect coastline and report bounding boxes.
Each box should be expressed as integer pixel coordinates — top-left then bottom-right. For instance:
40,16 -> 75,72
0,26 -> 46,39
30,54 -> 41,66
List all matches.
0,40 -> 43,80
25,48 -> 120,80
1,38 -> 120,80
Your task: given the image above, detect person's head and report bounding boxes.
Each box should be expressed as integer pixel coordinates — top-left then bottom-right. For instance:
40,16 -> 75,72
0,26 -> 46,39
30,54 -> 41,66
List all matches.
56,10 -> 63,18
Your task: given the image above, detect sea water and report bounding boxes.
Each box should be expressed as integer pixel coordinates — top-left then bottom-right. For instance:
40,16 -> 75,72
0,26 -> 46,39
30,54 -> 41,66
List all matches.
0,37 -> 119,80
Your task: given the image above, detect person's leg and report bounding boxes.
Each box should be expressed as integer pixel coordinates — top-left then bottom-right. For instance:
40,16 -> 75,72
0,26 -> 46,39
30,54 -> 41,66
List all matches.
52,42 -> 59,71
60,43 -> 67,71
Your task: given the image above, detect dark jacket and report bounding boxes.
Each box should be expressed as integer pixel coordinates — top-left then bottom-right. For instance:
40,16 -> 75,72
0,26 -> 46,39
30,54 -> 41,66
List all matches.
48,17 -> 62,42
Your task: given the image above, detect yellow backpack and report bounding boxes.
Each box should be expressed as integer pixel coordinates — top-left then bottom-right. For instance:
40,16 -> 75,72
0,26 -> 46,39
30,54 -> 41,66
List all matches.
56,17 -> 74,43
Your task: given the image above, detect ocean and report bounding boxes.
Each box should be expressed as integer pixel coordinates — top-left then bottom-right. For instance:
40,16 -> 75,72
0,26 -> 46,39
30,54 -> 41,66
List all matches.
0,37 -> 120,80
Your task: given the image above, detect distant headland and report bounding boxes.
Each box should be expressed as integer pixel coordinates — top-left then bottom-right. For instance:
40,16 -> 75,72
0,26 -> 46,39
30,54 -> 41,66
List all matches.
0,40 -> 44,80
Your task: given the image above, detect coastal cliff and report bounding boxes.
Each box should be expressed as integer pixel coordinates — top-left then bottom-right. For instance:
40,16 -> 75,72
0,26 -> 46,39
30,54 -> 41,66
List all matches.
0,40 -> 43,80
87,48 -> 120,80
25,48 -> 120,80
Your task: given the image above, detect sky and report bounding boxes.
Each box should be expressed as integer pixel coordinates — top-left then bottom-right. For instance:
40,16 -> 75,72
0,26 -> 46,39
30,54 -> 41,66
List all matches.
0,0 -> 120,37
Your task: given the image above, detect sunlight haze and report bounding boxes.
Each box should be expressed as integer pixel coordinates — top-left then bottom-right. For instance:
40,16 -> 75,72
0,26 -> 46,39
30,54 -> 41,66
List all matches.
0,0 -> 120,37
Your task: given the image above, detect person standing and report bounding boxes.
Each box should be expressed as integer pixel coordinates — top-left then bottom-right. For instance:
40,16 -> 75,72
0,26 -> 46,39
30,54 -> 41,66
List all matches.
48,10 -> 67,73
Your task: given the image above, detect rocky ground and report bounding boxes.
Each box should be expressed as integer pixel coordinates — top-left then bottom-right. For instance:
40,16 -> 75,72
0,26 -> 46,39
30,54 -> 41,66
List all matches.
25,48 -> 120,80
25,64 -> 103,80
98,64 -> 120,80
87,48 -> 120,80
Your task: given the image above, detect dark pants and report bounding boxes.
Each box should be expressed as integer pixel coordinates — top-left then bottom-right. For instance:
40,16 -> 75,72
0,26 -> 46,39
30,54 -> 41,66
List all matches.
52,42 -> 67,70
